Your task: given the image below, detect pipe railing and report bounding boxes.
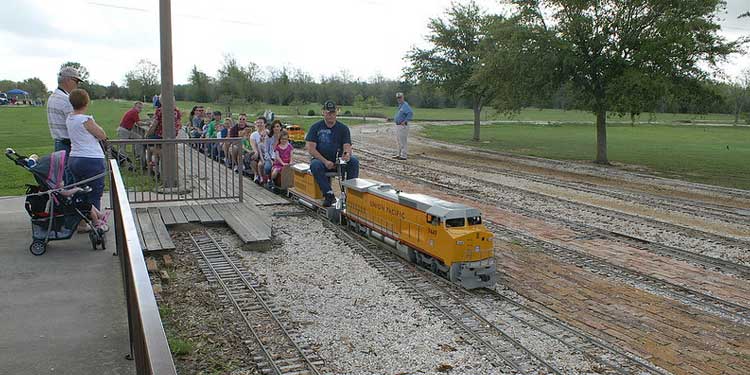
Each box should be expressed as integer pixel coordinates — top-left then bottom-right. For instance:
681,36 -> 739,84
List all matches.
110,160 -> 177,374
107,137 -> 244,204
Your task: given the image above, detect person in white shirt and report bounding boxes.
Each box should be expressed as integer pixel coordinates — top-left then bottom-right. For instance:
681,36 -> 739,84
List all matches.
66,89 -> 109,231
248,116 -> 269,183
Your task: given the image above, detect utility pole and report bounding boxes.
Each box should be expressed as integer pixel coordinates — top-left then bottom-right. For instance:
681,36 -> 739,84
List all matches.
159,0 -> 176,188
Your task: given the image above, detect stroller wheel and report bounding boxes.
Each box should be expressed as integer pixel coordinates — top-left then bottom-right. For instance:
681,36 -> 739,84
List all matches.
89,231 -> 99,250
30,240 -> 46,256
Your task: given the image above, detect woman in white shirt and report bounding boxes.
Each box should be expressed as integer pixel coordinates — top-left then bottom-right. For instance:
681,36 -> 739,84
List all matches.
66,89 -> 108,230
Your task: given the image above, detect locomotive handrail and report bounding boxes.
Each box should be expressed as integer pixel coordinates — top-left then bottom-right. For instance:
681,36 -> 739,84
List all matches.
110,160 -> 177,375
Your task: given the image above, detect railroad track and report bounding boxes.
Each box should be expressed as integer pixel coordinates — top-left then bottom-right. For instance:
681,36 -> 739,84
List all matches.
323,220 -> 562,375
353,151 -> 750,322
399,134 -> 750,204
188,231 -> 326,375
412,151 -> 750,224
355,148 -> 750,279
485,222 -> 750,325
323,217 -> 672,375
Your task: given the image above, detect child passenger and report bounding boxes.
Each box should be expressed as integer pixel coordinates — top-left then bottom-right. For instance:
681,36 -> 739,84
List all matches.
270,130 -> 292,188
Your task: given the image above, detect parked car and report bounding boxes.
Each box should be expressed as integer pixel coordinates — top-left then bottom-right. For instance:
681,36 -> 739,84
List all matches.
0,93 -> 8,105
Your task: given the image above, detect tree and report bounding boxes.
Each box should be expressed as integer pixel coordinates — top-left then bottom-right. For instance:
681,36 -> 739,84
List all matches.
106,81 -> 120,99
217,55 -> 258,103
511,0 -> 746,164
188,65 -> 212,103
18,77 -> 48,99
729,68 -> 750,125
405,1 -> 493,141
354,95 -> 382,121
124,59 -> 160,101
60,62 -> 90,82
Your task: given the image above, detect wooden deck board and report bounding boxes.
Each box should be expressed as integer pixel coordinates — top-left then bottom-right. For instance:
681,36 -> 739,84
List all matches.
147,207 -> 175,250
203,204 -> 224,223
170,206 -> 188,224
192,204 -> 214,223
131,208 -> 146,250
136,208 -> 161,252
180,205 -> 200,222
159,207 -> 176,226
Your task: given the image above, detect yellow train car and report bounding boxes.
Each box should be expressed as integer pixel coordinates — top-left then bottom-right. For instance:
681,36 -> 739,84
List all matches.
284,123 -> 306,148
342,178 -> 495,289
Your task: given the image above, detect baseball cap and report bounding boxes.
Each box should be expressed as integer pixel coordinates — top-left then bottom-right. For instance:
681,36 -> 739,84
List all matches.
395,92 -> 404,98
59,67 -> 82,82
323,100 -> 337,113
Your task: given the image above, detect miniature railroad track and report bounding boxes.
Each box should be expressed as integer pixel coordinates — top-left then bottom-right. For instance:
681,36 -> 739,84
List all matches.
188,231 -> 325,375
485,221 -> 750,325
355,150 -> 750,323
357,147 -> 750,254
323,221 -> 562,375
357,149 -> 750,280
413,152 -> 750,224
469,287 -> 670,375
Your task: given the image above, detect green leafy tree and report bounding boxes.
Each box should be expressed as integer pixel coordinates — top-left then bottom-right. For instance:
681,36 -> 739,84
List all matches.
59,62 -> 90,82
511,0 -> 746,164
0,80 -> 17,92
405,1 -> 493,140
729,68 -> 750,125
217,55 -> 258,103
18,77 -> 48,99
188,65 -> 212,103
124,59 -> 160,101
106,81 -> 120,99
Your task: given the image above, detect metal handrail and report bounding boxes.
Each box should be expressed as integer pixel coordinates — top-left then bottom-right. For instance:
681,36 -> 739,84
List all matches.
110,160 -> 177,375
107,137 -> 244,204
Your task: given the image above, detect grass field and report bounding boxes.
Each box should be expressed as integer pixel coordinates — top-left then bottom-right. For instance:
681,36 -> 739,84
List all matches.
0,99 -> 746,195
422,123 -> 750,190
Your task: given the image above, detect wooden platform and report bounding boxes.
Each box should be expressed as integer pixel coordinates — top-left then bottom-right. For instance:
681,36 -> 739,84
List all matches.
132,201 -> 272,252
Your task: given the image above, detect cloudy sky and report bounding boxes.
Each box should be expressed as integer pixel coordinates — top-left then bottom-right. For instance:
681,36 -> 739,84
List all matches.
2,0 -> 748,90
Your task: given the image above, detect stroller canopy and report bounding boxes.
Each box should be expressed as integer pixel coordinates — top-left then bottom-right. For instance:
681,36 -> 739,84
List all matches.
31,150 -> 67,190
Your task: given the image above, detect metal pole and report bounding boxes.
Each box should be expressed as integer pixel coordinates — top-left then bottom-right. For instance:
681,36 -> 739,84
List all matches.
160,0 -> 177,188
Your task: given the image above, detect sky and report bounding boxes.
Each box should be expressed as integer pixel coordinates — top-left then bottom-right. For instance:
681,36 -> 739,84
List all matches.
1,0 -> 748,91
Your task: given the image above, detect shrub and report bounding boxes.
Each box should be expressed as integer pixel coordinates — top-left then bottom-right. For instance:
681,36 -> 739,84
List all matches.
344,110 -> 352,116
307,109 -> 316,116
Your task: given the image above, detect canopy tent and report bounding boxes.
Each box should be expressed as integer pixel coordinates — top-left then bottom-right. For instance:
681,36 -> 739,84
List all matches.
5,88 -> 28,96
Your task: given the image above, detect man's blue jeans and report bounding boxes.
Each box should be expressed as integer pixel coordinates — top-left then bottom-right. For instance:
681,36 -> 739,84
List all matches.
53,138 -> 71,154
310,156 -> 359,195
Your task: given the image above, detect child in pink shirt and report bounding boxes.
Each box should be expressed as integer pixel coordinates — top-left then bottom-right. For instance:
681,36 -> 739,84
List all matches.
271,130 -> 292,187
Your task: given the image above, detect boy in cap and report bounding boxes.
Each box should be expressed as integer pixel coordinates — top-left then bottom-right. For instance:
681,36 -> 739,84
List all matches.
47,66 -> 83,154
305,100 -> 359,207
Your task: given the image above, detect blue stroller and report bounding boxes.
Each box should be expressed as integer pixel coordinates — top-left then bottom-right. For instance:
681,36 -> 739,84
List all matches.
5,148 -> 106,255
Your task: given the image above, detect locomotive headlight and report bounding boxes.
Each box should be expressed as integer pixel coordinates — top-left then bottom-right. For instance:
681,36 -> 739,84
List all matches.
456,241 -> 464,245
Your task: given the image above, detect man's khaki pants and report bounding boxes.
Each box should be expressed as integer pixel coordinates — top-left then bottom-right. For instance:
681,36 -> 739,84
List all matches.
395,124 -> 408,159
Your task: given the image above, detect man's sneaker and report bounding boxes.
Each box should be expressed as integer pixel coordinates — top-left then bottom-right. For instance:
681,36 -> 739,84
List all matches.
396,156 -> 407,160
322,193 -> 335,207
391,155 -> 401,159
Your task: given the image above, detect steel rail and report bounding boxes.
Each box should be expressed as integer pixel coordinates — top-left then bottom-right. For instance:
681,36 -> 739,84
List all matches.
324,220 -> 560,375
189,231 -> 322,375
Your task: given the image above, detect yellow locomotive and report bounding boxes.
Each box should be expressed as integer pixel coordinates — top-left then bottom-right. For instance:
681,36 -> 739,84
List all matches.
288,163 -> 495,289
283,123 -> 306,148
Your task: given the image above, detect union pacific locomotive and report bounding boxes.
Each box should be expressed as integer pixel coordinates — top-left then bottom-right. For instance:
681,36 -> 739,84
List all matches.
288,163 -> 496,289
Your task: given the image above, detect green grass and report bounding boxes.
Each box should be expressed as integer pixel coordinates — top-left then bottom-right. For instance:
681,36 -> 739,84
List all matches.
0,99 -> 745,195
422,122 -> 750,190
167,337 -> 193,356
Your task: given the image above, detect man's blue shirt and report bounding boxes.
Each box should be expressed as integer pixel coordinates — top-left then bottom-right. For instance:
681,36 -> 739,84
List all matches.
305,120 -> 352,162
394,101 -> 414,124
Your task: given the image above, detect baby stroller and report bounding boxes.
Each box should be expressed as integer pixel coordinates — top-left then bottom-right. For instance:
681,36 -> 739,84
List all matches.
5,148 -> 106,255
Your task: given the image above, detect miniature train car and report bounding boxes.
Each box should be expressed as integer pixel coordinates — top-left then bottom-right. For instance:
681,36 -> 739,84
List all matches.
287,162 -> 495,289
284,124 -> 306,148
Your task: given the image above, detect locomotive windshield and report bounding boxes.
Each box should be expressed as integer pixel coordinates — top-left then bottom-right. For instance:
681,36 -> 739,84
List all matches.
445,218 -> 465,227
468,216 -> 482,225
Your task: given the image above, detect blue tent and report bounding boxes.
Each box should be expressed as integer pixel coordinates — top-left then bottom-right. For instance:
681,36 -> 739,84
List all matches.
6,88 -> 28,96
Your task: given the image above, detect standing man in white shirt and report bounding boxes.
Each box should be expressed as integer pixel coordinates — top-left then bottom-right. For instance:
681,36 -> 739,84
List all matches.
47,66 -> 83,154
393,92 -> 414,160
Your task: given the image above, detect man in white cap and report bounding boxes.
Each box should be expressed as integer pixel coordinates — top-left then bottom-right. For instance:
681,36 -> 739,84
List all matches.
47,66 -> 82,154
393,92 -> 413,160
